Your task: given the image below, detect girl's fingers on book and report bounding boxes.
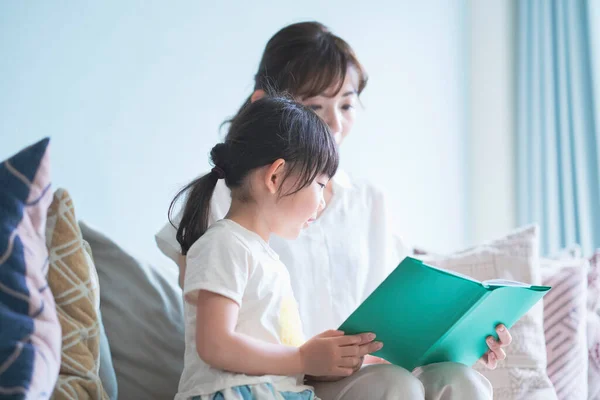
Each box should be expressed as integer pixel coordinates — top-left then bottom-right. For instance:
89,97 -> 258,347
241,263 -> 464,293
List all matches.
496,325 -> 512,347
364,355 -> 389,365
358,341 -> 383,356
340,345 -> 360,357
335,335 -> 363,346
318,330 -> 345,338
357,332 -> 376,344
338,356 -> 361,368
353,356 -> 365,371
333,367 -> 355,377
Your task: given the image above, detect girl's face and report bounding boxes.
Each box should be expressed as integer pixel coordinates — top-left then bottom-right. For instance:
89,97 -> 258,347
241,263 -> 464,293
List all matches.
299,67 -> 359,146
272,173 -> 329,239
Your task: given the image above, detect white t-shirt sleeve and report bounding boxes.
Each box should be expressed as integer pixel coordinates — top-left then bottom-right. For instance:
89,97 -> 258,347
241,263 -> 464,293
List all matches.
183,233 -> 250,306
155,214 -> 181,264
154,178 -> 232,265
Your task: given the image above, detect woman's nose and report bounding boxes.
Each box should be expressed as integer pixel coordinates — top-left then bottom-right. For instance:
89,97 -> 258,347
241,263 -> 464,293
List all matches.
325,109 -> 343,138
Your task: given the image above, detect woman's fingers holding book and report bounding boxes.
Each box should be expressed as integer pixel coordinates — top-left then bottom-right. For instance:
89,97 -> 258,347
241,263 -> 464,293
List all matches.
486,325 -> 512,351
480,330 -> 508,370
495,324 -> 512,347
479,350 -> 498,369
494,348 -> 507,361
486,336 -> 502,351
486,351 -> 498,369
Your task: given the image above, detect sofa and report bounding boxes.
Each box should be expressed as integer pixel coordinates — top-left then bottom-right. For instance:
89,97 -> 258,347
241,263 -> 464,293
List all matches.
2,138 -> 599,400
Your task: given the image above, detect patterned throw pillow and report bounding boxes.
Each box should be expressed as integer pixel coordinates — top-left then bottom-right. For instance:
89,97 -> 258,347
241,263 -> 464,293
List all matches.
0,138 -> 61,399
45,189 -> 108,400
588,252 -> 600,314
540,257 -> 588,400
587,252 -> 600,400
420,225 -> 556,400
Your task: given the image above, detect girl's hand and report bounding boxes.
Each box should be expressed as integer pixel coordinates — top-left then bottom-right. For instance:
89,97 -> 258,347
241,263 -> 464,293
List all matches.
479,324 -> 512,369
363,355 -> 389,365
300,330 -> 382,377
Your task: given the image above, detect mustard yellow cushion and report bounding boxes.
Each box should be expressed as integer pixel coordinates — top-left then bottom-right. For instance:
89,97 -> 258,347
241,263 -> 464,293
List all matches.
46,189 -> 108,400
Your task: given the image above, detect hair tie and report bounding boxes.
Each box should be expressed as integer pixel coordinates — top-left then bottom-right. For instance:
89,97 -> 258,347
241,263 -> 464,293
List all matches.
211,166 -> 226,179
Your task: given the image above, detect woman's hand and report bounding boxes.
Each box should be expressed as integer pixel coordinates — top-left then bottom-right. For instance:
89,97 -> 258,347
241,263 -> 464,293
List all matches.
479,324 -> 512,369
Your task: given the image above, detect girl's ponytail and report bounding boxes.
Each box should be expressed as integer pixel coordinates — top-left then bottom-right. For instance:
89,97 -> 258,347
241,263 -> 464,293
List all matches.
168,144 -> 228,255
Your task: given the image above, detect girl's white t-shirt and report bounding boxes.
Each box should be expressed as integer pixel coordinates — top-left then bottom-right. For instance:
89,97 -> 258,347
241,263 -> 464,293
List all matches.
157,170 -> 410,339
176,219 -> 310,399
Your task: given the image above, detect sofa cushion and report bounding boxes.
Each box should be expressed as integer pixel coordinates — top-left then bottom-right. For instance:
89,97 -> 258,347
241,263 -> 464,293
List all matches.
46,189 -> 109,399
80,222 -> 184,399
0,138 -> 61,398
420,225 -> 556,400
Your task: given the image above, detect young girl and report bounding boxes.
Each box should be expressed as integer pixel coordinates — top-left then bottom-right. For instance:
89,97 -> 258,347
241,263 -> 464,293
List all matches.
161,21 -> 505,399
172,96 -> 382,400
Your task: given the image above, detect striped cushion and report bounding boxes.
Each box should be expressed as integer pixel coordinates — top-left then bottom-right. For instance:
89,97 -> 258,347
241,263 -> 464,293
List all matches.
541,258 -> 588,400
421,225 -> 556,400
0,138 -> 61,398
588,252 -> 600,314
587,252 -> 600,399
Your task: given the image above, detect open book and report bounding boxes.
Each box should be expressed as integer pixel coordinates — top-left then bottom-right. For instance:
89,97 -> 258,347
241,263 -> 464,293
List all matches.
338,257 -> 551,370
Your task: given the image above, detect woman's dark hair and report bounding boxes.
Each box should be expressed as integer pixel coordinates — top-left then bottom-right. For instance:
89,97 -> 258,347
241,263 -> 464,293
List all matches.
231,21 -> 368,120
169,96 -> 339,255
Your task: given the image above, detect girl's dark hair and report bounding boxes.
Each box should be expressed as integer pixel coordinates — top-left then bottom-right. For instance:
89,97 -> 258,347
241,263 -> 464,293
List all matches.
169,96 -> 339,255
231,21 -> 368,121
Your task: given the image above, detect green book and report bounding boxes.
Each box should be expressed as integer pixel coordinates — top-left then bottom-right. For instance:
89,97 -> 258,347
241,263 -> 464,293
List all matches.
339,257 -> 551,371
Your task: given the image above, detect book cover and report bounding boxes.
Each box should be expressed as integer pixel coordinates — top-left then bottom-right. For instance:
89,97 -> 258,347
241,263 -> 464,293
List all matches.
338,257 -> 551,370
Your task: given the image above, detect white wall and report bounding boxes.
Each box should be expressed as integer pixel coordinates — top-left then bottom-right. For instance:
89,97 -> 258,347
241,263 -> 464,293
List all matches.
0,1 -> 469,265
467,0 -> 518,244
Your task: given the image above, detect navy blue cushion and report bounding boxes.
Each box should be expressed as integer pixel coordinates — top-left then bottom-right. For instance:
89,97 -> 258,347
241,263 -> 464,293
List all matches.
0,138 -> 61,399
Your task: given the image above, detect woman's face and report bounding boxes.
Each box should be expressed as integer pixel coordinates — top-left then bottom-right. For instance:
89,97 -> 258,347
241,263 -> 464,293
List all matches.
299,67 -> 359,146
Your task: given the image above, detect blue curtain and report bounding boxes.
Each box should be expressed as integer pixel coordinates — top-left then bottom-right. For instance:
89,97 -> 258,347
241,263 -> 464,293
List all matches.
517,0 -> 600,256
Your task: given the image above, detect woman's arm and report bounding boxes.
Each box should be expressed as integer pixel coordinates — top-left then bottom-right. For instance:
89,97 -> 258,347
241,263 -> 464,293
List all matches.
195,290 -> 372,377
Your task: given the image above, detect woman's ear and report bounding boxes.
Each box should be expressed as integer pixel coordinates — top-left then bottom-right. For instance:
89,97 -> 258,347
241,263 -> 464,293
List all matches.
251,89 -> 266,103
264,159 -> 285,194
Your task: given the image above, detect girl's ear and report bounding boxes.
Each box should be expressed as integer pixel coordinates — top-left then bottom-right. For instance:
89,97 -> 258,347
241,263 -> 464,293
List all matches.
264,159 -> 286,194
251,89 -> 266,103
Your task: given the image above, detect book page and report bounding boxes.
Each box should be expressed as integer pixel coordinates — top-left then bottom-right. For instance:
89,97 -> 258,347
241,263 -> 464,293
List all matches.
425,263 -> 482,284
482,279 -> 531,288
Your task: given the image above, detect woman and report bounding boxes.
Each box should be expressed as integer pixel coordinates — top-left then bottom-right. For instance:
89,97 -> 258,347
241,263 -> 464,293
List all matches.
157,21 -> 509,399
